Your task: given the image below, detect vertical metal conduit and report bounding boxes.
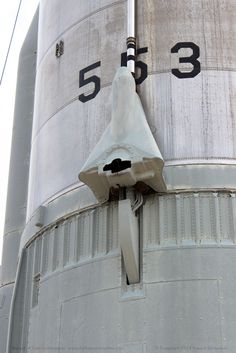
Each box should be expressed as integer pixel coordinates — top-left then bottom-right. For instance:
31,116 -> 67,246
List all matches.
127,0 -> 136,75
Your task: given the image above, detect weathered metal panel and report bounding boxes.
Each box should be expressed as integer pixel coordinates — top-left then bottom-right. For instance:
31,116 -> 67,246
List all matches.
0,10 -> 38,353
7,1 -> 236,353
7,200 -> 236,352
27,0 -> 236,217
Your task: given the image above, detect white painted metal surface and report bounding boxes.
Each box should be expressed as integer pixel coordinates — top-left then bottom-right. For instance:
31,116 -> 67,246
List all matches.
119,198 -> 139,284
27,0 -> 236,219
7,192 -> 236,352
0,10 -> 38,353
127,0 -> 135,39
3,1 -> 236,353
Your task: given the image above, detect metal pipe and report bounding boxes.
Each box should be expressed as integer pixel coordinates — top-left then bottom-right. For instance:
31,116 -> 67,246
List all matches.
127,0 -> 136,75
5,249 -> 25,353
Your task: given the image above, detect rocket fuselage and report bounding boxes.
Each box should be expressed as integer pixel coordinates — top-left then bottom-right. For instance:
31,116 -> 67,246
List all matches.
0,10 -> 38,353
2,1 -> 236,353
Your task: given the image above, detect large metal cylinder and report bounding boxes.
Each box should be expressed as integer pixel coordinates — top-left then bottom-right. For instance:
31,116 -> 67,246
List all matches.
7,1 -> 236,353
0,10 -> 38,353
27,0 -> 236,219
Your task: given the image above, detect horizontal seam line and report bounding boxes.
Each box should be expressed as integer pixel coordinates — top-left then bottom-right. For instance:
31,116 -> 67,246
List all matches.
31,81 -> 112,142
0,281 -> 15,289
37,0 -> 126,69
149,67 -> 236,75
4,228 -> 24,237
31,67 -> 236,142
146,278 -> 218,284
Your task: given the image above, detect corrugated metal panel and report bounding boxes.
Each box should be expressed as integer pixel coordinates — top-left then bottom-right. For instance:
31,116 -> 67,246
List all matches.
143,192 -> 236,248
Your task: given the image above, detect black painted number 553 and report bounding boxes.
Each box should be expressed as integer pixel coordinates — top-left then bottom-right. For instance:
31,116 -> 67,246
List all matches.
78,42 -> 201,103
